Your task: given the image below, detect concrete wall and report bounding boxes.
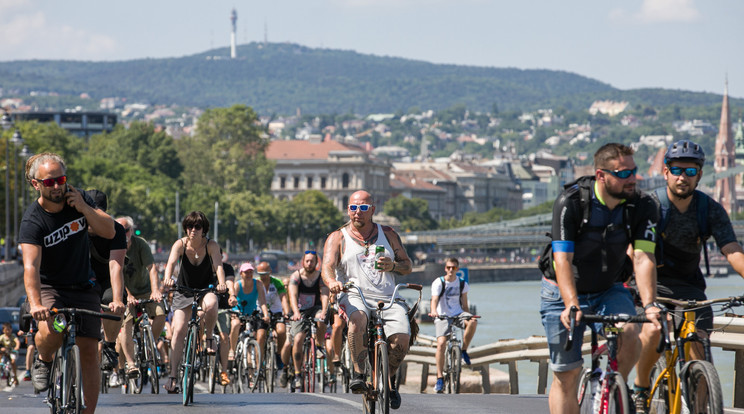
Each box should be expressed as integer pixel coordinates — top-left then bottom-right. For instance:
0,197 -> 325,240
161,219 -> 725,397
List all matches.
402,262 -> 540,286
0,262 -> 24,307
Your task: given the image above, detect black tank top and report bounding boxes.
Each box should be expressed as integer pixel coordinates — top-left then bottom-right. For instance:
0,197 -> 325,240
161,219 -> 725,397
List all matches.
298,273 -> 322,309
176,238 -> 216,289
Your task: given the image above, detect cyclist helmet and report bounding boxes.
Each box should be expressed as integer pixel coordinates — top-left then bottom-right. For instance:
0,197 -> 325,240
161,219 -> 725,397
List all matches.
664,140 -> 705,166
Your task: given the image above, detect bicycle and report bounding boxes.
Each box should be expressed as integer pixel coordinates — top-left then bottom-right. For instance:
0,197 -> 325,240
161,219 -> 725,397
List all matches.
436,314 -> 481,394
296,312 -> 320,393
262,312 -> 284,393
230,311 -> 262,394
0,351 -> 18,386
176,285 -> 218,406
644,295 -> 743,414
564,306 -> 653,414
126,299 -> 162,395
343,281 -> 423,414
25,308 -> 120,414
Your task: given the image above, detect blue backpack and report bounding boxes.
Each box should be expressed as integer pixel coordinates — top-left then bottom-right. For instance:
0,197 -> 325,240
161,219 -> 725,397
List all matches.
654,187 -> 711,276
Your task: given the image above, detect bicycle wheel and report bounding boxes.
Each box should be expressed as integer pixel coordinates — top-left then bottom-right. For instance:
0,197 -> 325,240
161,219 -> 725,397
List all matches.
207,337 -> 219,394
143,326 -> 160,394
304,337 -> 316,393
450,345 -> 462,394
648,358 -> 670,414
606,372 -> 631,414
245,339 -> 262,392
363,356 -> 375,414
266,339 -> 277,393
577,368 -> 598,414
375,344 -> 390,414
129,337 -> 143,394
63,345 -> 83,414
182,327 -> 197,406
48,351 -> 63,414
318,357 -> 326,393
685,360 -> 723,414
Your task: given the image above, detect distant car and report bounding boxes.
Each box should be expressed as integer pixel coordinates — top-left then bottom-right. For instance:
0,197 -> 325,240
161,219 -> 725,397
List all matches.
0,307 -> 21,335
258,250 -> 289,275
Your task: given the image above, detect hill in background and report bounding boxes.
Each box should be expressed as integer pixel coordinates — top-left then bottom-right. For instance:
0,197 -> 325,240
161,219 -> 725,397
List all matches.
0,42 -> 738,114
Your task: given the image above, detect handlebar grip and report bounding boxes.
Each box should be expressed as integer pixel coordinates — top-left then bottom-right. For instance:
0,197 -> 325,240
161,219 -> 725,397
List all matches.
564,306 -> 578,351
406,283 -> 423,291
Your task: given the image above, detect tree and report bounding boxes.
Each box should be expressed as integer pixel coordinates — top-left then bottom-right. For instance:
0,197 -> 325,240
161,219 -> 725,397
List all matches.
178,105 -> 274,195
383,195 -> 437,231
289,190 -> 345,249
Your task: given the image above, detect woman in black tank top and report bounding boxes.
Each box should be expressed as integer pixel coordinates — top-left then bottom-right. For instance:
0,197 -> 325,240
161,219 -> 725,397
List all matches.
162,211 -> 228,393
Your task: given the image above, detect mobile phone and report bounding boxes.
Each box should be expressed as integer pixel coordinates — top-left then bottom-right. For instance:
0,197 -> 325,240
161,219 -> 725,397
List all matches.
66,184 -> 72,193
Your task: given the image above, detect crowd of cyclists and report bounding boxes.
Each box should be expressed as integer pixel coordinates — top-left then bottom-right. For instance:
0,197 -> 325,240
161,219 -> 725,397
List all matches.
6,138 -> 744,414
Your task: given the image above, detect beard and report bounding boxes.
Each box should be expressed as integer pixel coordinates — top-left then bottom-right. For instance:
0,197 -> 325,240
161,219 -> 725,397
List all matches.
670,184 -> 694,199
605,182 -> 636,200
41,191 -> 65,204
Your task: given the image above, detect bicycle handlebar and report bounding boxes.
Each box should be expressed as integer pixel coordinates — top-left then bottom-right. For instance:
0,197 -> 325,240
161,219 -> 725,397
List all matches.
23,307 -> 121,322
657,295 -> 744,310
435,315 -> 481,320
342,282 -> 419,311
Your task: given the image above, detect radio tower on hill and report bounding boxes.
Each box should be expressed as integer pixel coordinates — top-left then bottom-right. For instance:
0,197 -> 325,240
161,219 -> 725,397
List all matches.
230,8 -> 237,59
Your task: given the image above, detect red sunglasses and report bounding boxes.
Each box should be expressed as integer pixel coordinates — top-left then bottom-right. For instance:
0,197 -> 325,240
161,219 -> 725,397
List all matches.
35,175 -> 67,187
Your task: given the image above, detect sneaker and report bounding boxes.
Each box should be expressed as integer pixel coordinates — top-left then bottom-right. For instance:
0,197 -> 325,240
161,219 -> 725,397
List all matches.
23,370 -> 31,381
32,358 -> 53,393
292,374 -> 302,390
109,370 -> 122,388
349,371 -> 367,394
390,376 -> 401,409
633,388 -> 650,414
434,377 -> 444,393
278,368 -> 288,388
461,350 -> 471,365
101,341 -> 119,370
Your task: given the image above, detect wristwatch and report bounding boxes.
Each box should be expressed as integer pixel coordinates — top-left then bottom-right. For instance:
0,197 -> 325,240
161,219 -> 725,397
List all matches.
643,301 -> 663,311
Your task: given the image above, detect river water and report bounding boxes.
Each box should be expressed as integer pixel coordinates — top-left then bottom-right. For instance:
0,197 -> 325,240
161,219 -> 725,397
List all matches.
404,276 -> 743,406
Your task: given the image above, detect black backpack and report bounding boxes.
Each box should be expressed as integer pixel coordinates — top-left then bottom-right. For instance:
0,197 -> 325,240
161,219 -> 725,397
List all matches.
437,276 -> 466,306
654,187 -> 711,276
538,176 -> 636,280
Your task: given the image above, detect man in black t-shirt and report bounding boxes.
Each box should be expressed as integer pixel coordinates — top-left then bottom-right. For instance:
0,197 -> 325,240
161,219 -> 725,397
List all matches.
633,140 -> 744,413
85,190 -> 126,372
539,144 -> 662,414
18,152 -> 115,413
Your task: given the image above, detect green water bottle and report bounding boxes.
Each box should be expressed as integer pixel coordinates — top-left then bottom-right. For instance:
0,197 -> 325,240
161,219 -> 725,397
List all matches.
53,314 -> 67,333
374,245 -> 385,270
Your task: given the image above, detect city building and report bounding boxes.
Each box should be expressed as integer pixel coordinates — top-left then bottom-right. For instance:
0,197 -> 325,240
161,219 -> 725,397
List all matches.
265,137 -> 391,211
11,111 -> 117,138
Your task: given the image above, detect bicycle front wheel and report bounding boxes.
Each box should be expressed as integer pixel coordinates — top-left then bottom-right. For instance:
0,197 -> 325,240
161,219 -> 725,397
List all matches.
648,358 -> 671,414
576,368 -> 595,414
375,344 -> 390,414
63,344 -> 83,414
449,345 -> 462,394
266,339 -> 277,393
341,340 -> 353,393
245,339 -> 262,392
129,337 -> 143,394
606,372 -> 631,414
685,360 -> 723,414
207,337 -> 219,394
143,326 -> 160,394
182,327 -> 197,405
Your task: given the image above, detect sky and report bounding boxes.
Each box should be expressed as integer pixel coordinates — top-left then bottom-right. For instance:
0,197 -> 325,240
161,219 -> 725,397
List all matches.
0,0 -> 742,98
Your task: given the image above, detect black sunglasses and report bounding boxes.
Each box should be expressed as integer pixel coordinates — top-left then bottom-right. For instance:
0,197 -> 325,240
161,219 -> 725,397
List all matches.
601,167 -> 637,179
669,166 -> 699,177
186,224 -> 203,231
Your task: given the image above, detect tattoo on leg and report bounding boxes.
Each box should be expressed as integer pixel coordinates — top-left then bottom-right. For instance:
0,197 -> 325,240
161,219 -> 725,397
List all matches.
349,330 -> 367,373
388,338 -> 408,372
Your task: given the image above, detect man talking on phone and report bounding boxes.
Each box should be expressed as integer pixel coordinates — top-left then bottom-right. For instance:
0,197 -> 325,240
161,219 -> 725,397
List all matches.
19,152 -> 115,413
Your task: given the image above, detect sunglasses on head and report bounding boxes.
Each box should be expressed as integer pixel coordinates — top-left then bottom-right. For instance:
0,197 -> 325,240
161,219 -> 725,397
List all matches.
305,250 -> 317,255
35,175 -> 67,187
186,224 -> 203,231
348,204 -> 371,212
669,166 -> 699,177
601,167 -> 638,179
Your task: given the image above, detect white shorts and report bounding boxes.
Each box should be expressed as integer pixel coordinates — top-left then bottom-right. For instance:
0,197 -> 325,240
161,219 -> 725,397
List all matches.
337,292 -> 410,337
434,312 -> 473,338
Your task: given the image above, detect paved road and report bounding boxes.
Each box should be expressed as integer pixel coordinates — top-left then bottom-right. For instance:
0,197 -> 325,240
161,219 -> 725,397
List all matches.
1,374 -> 550,414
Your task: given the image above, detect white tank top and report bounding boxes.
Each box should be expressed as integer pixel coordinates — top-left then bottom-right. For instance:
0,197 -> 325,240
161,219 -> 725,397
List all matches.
339,223 -> 396,300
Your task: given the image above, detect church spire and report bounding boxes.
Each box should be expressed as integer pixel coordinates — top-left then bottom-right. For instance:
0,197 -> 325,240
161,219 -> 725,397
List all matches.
714,76 -> 736,214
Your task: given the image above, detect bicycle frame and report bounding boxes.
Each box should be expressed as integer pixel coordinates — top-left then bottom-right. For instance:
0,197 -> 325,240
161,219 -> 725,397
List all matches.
176,285 -> 216,405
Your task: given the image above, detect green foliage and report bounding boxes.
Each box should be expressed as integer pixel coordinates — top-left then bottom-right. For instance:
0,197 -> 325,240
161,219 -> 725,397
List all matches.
383,195 -> 438,231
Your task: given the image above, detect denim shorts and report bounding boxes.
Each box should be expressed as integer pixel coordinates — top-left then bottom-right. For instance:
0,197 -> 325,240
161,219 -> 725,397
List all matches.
540,278 -> 636,372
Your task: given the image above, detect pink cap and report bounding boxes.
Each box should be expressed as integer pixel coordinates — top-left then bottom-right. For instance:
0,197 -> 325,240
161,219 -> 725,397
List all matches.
239,262 -> 254,273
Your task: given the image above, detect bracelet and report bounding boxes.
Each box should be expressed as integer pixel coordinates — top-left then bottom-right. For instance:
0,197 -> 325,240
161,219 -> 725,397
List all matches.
643,301 -> 662,311
391,262 -> 396,272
